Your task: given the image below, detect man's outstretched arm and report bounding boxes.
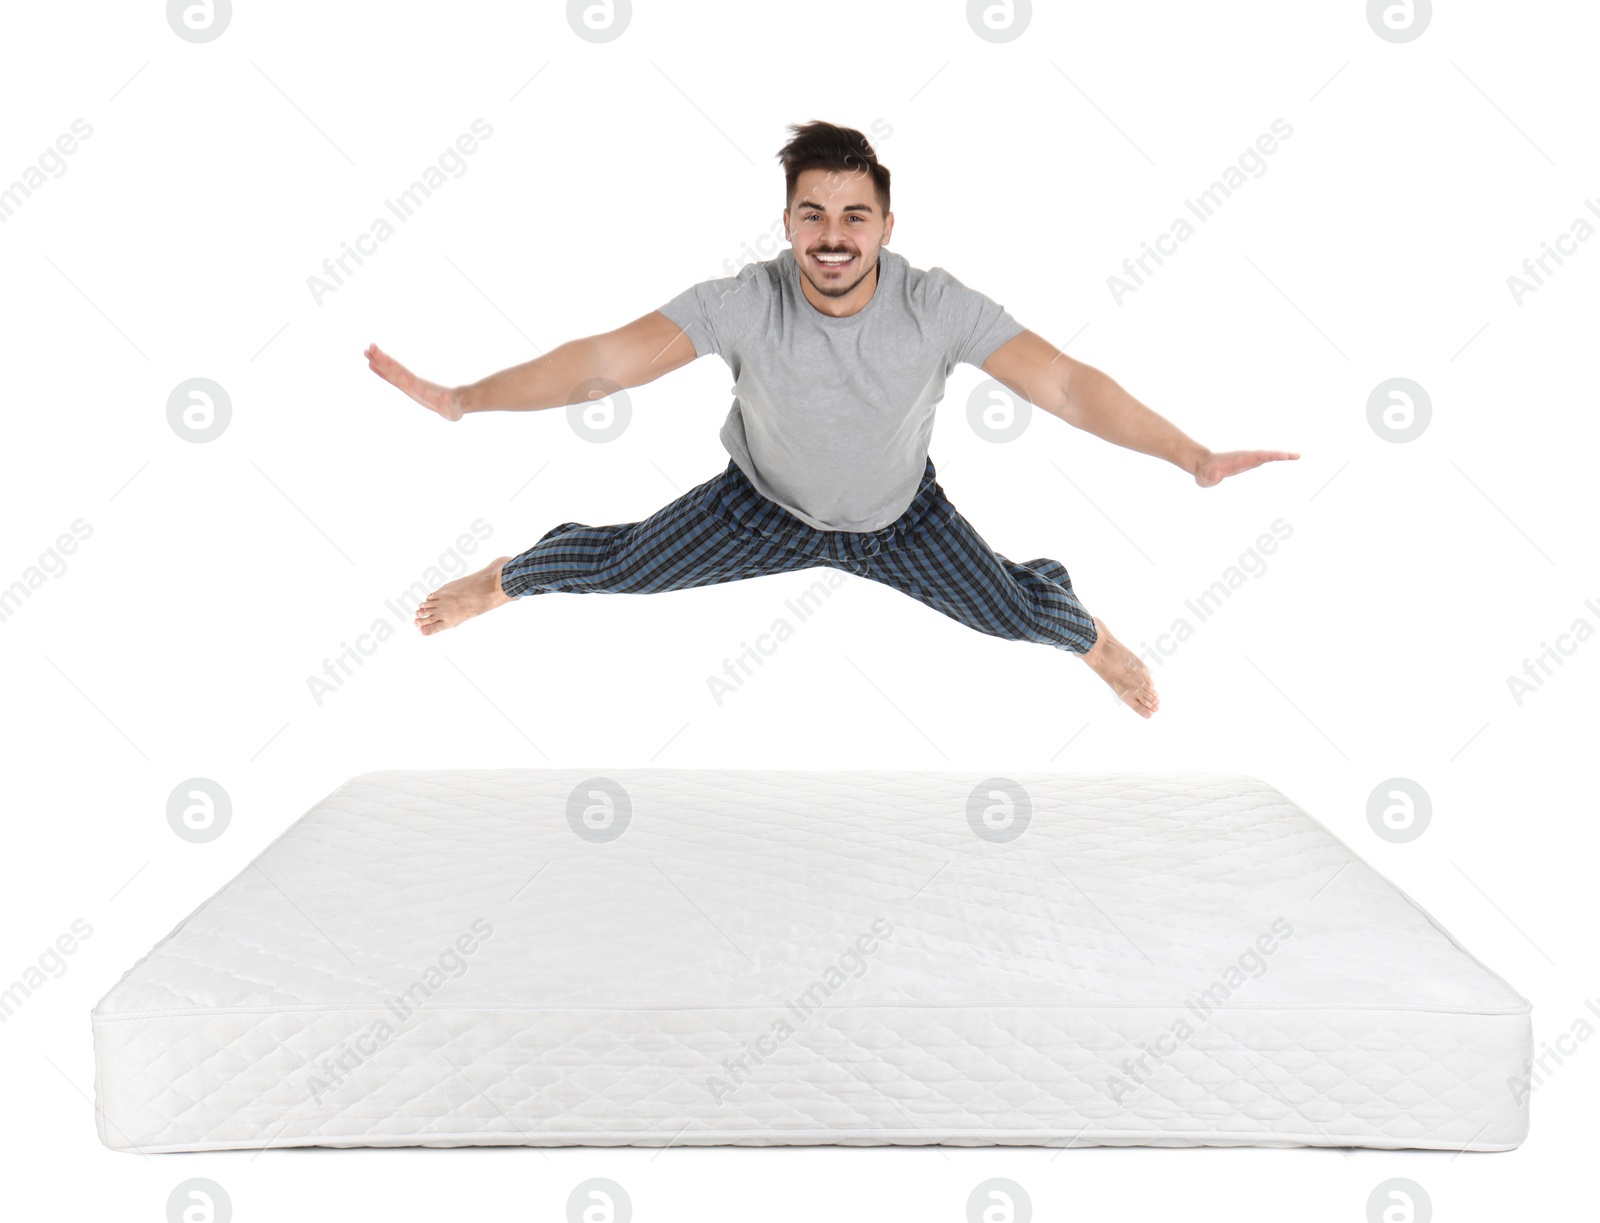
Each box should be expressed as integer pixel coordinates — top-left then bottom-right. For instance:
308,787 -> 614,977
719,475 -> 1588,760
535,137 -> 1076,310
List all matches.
365,311 -> 698,421
981,329 -> 1298,488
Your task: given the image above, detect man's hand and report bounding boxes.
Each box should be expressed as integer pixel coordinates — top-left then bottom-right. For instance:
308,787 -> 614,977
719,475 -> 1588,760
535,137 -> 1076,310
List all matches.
365,343 -> 465,421
1193,449 -> 1300,488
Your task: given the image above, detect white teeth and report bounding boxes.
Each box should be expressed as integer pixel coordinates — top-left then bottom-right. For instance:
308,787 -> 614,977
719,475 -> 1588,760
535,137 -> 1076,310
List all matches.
816,253 -> 852,263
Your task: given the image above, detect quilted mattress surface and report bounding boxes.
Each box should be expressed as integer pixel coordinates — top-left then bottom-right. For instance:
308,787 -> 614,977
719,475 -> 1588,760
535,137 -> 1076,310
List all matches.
91,769 -> 1531,1152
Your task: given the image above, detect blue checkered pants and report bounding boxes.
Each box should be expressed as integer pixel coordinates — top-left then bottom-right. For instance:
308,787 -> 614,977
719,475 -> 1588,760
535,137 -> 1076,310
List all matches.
500,457 -> 1098,654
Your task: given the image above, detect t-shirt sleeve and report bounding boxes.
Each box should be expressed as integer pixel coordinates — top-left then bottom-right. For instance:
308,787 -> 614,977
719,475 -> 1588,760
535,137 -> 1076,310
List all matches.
656,262 -> 767,362
923,266 -> 1028,368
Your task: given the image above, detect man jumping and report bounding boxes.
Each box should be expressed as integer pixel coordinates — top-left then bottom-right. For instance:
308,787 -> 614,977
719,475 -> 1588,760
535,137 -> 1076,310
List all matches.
364,120 -> 1297,718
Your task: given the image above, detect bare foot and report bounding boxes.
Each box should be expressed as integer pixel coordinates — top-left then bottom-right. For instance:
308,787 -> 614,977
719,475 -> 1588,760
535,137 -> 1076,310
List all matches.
1079,617 -> 1160,718
365,343 -> 465,421
415,557 -> 515,635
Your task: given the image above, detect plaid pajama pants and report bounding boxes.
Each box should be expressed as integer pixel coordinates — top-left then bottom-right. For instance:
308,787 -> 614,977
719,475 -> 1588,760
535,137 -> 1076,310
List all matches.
499,456 -> 1099,654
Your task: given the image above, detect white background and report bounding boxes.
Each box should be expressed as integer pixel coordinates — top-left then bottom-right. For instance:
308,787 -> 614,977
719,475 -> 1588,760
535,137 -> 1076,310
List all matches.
2,0 -> 1595,1218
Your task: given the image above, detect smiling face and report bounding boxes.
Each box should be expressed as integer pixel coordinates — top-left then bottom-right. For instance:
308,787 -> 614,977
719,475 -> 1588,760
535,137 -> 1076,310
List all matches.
784,167 -> 894,312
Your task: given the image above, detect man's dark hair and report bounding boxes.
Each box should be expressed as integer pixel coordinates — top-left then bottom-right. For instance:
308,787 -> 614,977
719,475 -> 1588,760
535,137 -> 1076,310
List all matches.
777,120 -> 890,219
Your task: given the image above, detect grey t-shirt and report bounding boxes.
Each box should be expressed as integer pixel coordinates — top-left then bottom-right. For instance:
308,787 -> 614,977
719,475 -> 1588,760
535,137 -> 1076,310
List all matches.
657,246 -> 1026,532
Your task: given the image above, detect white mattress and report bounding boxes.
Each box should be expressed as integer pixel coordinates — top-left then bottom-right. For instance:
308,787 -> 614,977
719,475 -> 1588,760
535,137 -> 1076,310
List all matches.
91,769 -> 1531,1152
